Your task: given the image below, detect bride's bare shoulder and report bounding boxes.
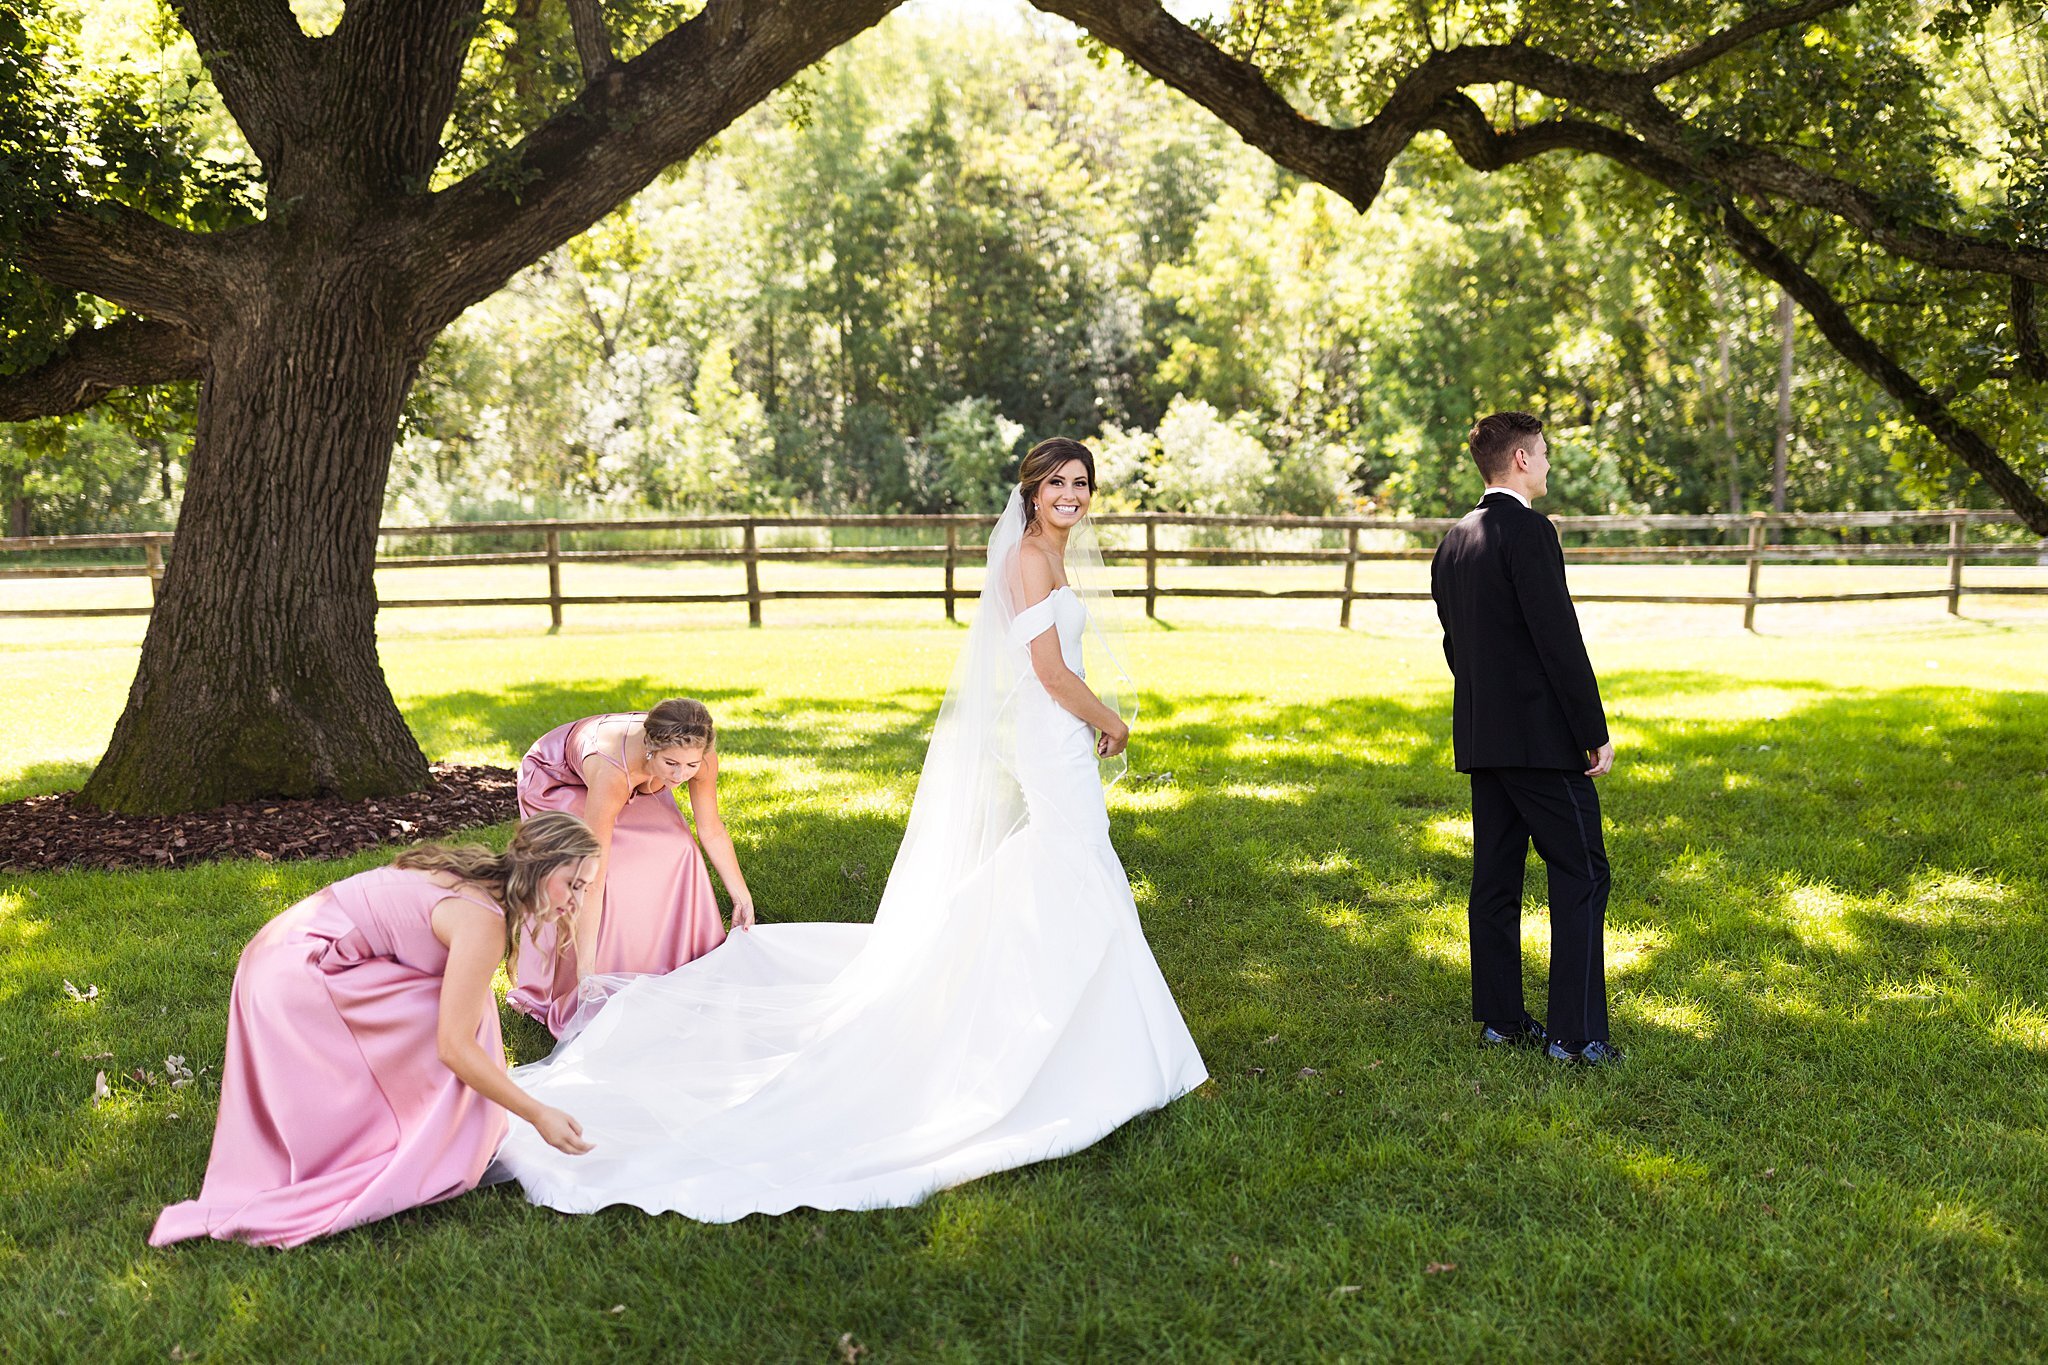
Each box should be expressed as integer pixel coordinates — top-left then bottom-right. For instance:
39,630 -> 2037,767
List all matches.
1016,541 -> 1063,602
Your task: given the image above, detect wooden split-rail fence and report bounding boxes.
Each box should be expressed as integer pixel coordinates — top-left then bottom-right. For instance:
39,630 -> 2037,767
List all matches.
2,509 -> 2042,632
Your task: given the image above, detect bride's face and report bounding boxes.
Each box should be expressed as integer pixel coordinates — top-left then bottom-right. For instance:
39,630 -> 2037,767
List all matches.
1035,460 -> 1093,529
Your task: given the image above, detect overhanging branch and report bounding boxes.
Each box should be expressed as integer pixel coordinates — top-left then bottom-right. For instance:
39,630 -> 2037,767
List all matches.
405,0 -> 907,339
1638,0 -> 1860,85
1425,95 -> 2048,533
0,319 -> 207,423
167,0 -> 311,174
566,0 -> 616,80
14,204 -> 233,332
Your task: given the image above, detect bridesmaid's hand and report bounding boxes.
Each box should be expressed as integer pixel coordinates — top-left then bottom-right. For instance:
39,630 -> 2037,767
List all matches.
1096,719 -> 1130,759
534,1106 -> 593,1155
730,896 -> 757,932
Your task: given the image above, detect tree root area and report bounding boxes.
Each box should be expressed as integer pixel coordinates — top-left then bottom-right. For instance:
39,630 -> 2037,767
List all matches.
0,764 -> 519,872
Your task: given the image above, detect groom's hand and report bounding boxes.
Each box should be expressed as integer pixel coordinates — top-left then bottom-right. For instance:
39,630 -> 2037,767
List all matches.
1585,742 -> 1615,778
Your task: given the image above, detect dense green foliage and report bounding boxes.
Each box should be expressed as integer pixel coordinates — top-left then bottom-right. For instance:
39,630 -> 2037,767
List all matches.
3,616 -> 2047,1357
9,2 -> 2044,534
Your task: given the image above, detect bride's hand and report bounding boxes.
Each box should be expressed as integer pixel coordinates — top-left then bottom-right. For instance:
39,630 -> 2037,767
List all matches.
1097,720 -> 1130,758
534,1105 -> 594,1155
730,896 -> 756,932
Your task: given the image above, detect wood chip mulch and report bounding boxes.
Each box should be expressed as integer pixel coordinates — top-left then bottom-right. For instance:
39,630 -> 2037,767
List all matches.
0,763 -> 520,873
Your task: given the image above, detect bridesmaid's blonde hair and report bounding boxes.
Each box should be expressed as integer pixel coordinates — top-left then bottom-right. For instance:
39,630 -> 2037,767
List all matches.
394,812 -> 600,962
643,697 -> 715,754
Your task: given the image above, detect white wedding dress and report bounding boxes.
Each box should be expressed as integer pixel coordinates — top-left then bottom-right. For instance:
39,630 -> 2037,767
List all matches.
491,493 -> 1207,1220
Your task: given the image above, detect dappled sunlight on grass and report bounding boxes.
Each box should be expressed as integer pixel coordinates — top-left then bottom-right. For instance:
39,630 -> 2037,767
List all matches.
1626,992 -> 1719,1040
1421,816 -> 1471,854
3,621 -> 2048,1355
1780,882 -> 1865,957
1219,781 -> 1312,803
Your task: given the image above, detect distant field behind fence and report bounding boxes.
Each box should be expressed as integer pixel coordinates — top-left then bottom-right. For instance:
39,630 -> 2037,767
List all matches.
4,509 -> 2045,634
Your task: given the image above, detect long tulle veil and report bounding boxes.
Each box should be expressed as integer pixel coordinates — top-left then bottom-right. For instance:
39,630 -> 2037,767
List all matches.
866,486 -> 1134,951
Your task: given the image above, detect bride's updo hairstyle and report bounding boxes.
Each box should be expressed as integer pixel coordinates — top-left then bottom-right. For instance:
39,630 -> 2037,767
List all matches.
393,811 -> 600,961
1019,437 -> 1096,530
643,697 -> 716,755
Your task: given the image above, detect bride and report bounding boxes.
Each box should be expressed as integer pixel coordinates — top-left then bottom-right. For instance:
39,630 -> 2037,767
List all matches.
491,437 -> 1208,1220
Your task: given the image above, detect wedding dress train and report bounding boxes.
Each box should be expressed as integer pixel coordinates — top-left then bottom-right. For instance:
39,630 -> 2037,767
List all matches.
491,495 -> 1206,1220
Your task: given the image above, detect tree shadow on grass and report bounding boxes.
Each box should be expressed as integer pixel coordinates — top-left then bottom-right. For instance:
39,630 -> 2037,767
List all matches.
3,677 -> 2046,1356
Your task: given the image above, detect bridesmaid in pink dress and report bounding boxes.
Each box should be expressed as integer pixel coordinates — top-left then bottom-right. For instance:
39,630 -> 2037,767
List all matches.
510,697 -> 754,1036
150,813 -> 602,1248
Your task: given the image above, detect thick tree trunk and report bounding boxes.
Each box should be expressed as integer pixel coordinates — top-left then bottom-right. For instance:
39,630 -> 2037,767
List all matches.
80,266 -> 428,813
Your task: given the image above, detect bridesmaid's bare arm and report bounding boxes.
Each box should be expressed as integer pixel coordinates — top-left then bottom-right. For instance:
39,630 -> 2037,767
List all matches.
1019,547 -> 1128,755
573,755 -> 634,963
432,898 -> 593,1155
685,750 -> 755,930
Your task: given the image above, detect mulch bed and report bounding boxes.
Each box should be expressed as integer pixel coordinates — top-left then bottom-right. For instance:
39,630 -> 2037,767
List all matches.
0,763 -> 520,873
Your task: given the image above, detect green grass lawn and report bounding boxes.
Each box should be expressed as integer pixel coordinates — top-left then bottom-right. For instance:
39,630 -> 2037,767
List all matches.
2,600 -> 2046,1361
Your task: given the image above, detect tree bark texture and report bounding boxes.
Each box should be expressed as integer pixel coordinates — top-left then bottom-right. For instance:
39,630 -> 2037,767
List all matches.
80,269 -> 429,812
1772,287 -> 1794,514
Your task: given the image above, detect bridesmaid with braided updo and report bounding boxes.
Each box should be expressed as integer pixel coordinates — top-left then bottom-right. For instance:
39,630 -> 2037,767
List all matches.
509,698 -> 755,1036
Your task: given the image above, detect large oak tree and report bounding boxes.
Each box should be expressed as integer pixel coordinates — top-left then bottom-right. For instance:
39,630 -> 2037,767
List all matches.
3,0 -> 2043,813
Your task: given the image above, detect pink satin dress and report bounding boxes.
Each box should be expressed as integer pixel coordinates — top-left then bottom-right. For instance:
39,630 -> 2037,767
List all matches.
508,714 -> 727,1036
149,867 -> 510,1248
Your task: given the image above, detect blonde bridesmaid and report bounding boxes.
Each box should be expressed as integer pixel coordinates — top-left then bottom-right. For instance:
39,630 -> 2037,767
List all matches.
508,698 -> 752,1036
150,813 -> 602,1248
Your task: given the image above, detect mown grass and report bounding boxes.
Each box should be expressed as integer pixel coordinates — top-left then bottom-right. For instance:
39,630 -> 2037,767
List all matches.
2,610 -> 2046,1361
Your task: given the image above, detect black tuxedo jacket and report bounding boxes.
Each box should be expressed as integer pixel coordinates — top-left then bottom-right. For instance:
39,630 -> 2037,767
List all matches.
1430,492 -> 1608,773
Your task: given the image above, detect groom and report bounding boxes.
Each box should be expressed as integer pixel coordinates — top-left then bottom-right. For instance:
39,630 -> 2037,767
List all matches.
1430,411 -> 1621,1066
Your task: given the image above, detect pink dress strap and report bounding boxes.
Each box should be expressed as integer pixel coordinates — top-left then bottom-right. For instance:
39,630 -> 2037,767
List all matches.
577,715 -> 636,776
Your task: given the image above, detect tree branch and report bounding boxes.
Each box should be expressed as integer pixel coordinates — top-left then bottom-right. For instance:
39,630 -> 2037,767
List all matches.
14,204 -> 235,332
1038,1 -> 2048,288
306,0 -> 484,201
0,319 -> 207,423
404,0 -> 907,340
167,0 -> 311,174
1424,96 -> 2048,533
1638,0 -> 1860,85
2015,278 -> 2048,382
566,0 -> 616,80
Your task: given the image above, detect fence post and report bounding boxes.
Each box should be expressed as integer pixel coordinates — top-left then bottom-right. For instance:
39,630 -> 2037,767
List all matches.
1144,521 -> 1158,620
743,520 -> 762,627
1946,515 -> 1966,616
544,528 -> 563,632
1339,526 -> 1359,629
943,524 -> 958,623
1743,516 -> 1767,632
143,539 -> 164,601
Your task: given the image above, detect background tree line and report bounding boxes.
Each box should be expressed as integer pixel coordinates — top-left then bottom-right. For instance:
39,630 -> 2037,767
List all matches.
8,1 -> 2012,537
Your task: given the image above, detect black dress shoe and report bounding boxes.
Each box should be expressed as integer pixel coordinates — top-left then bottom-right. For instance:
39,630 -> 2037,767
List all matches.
1547,1039 -> 1624,1066
1478,1016 -> 1547,1049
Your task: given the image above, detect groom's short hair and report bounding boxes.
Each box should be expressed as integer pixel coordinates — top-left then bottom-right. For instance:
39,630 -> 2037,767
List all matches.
1469,411 -> 1544,481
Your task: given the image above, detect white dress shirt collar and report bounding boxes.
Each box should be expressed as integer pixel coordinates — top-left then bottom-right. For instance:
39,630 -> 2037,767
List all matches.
1481,485 -> 1532,508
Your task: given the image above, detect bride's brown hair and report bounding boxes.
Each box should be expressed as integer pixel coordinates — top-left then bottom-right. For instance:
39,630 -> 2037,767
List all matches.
1018,437 -> 1096,530
393,812 -> 599,963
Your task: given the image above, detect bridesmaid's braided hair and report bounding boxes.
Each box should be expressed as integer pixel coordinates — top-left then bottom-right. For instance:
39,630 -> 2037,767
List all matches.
643,697 -> 716,754
394,812 -> 600,963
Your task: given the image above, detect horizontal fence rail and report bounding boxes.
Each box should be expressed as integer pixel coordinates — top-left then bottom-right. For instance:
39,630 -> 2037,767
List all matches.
3,510 -> 2043,631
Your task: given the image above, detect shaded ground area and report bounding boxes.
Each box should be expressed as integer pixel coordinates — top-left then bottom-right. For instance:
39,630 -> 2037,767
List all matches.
0,763 -> 517,872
